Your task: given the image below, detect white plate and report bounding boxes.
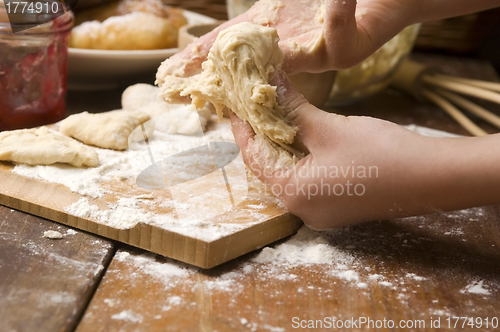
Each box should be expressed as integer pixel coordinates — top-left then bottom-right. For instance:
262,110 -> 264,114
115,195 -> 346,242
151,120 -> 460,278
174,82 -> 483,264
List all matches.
68,10 -> 216,90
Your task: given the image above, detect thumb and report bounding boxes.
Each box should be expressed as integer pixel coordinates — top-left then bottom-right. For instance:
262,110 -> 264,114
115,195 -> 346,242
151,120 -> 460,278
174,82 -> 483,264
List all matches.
229,70 -> 332,183
270,69 -> 333,152
324,0 -> 368,69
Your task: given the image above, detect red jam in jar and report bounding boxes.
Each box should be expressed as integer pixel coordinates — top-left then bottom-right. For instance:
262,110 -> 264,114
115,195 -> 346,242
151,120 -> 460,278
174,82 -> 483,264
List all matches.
0,7 -> 73,131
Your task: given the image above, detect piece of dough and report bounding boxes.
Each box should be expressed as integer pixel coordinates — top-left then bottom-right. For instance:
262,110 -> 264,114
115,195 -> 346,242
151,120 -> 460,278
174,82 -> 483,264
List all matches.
122,83 -> 212,135
59,110 -> 151,150
157,22 -> 300,167
0,127 -> 99,167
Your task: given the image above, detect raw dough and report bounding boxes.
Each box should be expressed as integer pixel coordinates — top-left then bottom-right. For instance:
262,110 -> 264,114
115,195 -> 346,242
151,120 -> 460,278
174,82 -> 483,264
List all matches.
157,22 -> 300,167
59,110 -> 151,150
43,230 -> 63,239
122,83 -> 212,135
0,127 -> 99,167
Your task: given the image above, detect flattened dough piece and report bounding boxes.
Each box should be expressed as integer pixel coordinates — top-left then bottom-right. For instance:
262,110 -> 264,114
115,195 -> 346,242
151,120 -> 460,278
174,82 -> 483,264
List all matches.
59,110 -> 151,150
0,127 -> 99,167
157,22 -> 300,168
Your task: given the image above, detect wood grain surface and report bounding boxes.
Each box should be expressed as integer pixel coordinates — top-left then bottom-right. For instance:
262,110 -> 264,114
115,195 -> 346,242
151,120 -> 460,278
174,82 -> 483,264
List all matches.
0,205 -> 115,332
76,207 -> 500,332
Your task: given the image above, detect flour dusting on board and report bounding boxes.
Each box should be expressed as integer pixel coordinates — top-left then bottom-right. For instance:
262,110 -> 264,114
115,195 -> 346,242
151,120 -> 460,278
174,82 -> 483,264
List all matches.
10,124 -> 461,242
11,119 -> 280,241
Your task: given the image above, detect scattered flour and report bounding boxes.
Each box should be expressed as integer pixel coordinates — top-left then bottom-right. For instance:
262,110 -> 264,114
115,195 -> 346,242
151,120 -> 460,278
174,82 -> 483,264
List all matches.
12,120 -> 277,241
461,280 -> 490,295
406,273 -> 426,281
252,227 -> 353,265
111,310 -> 144,323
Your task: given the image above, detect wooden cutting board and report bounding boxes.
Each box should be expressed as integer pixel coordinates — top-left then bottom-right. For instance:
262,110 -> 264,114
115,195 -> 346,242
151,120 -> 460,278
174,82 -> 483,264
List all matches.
0,121 -> 302,269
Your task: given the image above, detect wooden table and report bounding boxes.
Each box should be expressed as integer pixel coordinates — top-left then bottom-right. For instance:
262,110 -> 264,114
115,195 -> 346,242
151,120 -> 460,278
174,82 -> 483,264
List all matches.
1,54 -> 499,332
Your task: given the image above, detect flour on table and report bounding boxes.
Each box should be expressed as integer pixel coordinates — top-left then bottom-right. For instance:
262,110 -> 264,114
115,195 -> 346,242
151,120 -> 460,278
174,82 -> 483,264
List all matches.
111,310 -> 144,323
66,229 -> 78,235
461,280 -> 491,295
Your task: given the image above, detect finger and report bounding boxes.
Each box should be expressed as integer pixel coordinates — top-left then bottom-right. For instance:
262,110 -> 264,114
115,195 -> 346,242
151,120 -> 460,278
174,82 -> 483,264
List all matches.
168,15 -> 251,77
229,109 -> 254,157
270,70 -> 338,151
229,110 -> 292,192
325,0 -> 418,69
324,0 -> 368,69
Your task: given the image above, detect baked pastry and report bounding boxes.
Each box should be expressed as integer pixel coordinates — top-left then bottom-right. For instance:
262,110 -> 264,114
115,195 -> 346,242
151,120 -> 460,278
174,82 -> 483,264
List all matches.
70,0 -> 187,50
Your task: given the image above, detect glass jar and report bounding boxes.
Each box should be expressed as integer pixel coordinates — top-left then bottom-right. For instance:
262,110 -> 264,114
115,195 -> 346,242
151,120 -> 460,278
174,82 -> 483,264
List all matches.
0,3 -> 73,131
328,24 -> 421,105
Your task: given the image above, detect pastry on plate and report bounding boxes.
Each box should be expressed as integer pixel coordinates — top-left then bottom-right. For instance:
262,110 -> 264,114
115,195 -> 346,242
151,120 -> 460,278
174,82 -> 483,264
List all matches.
70,0 -> 188,50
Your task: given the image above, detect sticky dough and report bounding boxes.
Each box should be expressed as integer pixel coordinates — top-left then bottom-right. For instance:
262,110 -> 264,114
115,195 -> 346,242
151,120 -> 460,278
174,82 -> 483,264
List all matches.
59,110 -> 151,150
157,22 -> 300,168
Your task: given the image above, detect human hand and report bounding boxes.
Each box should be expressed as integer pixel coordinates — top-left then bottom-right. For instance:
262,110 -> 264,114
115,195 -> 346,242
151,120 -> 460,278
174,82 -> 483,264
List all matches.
159,0 -> 500,82
230,70 -> 500,229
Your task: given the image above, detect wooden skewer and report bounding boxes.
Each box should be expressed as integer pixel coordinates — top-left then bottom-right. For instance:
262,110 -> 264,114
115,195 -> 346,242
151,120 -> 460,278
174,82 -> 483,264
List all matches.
423,75 -> 500,105
436,89 -> 500,130
433,74 -> 500,93
422,89 -> 488,137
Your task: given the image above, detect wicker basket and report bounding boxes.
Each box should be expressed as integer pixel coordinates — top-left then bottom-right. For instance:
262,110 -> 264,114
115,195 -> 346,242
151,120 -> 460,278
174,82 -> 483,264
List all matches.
415,8 -> 500,53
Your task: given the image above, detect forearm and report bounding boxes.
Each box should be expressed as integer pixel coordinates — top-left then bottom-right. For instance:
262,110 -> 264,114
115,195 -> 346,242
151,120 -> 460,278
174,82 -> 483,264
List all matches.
385,133 -> 500,220
426,134 -> 500,209
309,129 -> 500,228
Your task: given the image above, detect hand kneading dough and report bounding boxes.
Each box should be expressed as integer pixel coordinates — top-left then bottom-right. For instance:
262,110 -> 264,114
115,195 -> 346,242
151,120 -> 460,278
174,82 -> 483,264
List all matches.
59,110 -> 151,150
0,127 -> 98,167
121,83 -> 212,135
157,22 -> 300,168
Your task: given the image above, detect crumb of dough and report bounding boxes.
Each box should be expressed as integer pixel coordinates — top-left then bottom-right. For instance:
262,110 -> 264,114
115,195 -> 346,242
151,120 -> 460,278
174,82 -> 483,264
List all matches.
0,127 -> 99,167
157,22 -> 301,168
59,110 -> 151,151
43,230 -> 63,239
